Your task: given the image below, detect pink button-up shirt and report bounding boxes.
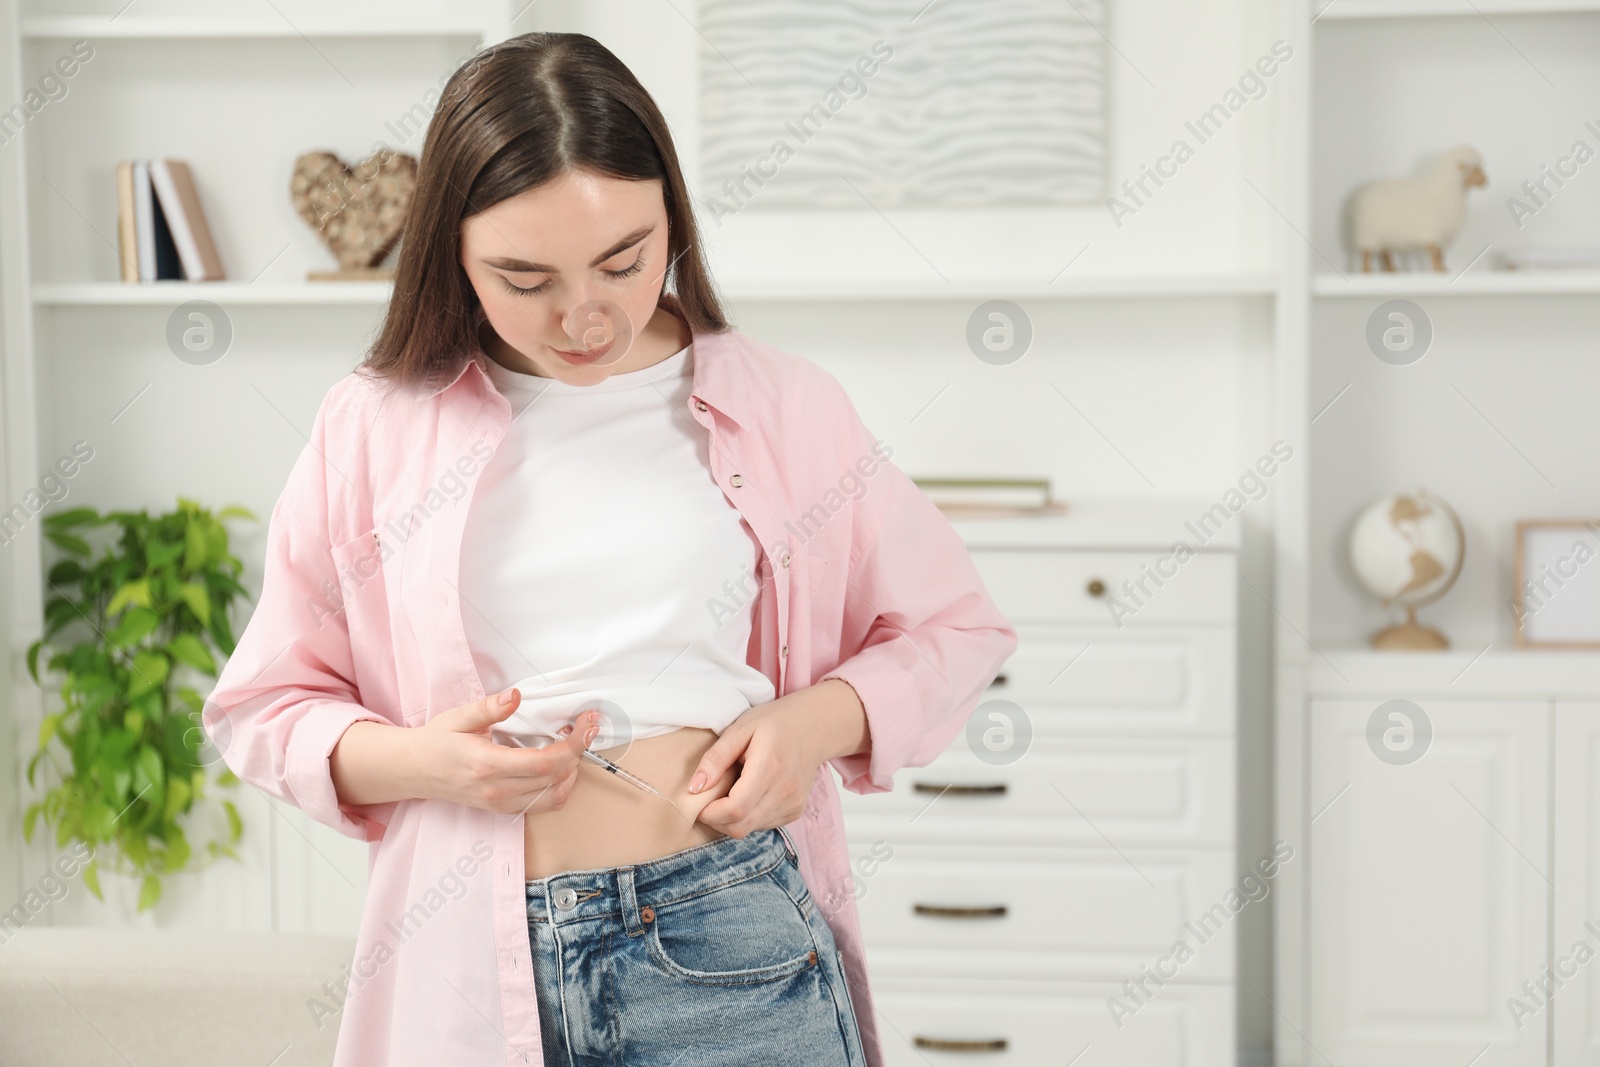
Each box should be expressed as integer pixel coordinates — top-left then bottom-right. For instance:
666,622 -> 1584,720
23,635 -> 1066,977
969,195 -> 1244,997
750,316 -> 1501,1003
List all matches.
204,322 -> 1017,1067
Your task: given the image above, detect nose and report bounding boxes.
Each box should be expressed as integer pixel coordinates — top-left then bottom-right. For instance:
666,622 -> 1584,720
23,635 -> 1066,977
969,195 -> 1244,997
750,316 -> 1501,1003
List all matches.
562,299 -> 631,353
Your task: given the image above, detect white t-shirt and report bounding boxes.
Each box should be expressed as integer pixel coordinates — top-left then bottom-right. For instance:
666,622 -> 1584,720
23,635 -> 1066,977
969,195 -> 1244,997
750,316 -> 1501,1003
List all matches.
458,341 -> 777,750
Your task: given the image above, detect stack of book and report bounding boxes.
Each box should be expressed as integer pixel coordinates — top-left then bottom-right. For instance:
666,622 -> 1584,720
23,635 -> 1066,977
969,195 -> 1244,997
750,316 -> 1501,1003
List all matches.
911,477 -> 1066,517
1499,249 -> 1600,271
115,159 -> 226,283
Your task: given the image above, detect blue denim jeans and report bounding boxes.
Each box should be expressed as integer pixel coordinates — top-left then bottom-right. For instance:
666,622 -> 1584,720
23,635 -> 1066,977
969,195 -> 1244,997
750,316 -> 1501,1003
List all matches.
525,826 -> 867,1066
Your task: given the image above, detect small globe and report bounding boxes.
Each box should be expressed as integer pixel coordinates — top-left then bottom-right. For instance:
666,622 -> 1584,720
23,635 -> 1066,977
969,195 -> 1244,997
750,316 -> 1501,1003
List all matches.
1349,490 -> 1465,649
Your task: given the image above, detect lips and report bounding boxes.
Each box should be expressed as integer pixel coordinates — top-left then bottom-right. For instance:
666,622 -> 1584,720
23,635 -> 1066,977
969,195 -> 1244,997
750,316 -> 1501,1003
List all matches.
551,337 -> 614,365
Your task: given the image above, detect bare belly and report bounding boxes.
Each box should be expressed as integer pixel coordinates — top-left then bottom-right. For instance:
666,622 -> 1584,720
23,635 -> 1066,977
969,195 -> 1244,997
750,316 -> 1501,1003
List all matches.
522,726 -> 741,880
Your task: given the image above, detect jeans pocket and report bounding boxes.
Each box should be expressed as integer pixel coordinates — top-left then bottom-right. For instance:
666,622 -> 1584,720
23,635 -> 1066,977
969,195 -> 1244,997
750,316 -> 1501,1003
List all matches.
644,872 -> 821,986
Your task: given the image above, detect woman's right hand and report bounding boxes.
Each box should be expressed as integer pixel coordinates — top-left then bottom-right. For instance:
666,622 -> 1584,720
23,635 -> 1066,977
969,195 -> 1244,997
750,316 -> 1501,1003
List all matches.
414,687 -> 599,815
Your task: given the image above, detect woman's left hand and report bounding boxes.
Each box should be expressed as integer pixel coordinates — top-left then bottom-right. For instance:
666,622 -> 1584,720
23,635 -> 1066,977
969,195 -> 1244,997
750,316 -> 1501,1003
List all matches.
689,679 -> 867,839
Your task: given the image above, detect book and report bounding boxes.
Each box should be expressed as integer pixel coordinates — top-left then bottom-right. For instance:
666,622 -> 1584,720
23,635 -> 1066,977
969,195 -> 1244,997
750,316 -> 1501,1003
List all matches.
1500,249 -> 1600,271
150,181 -> 183,280
115,161 -> 137,282
150,159 -> 225,281
132,160 -> 155,282
934,500 -> 1070,518
912,477 -> 1064,516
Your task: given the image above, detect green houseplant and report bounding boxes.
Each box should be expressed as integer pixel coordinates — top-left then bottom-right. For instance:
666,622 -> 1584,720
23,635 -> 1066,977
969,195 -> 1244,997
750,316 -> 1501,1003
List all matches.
24,497 -> 257,911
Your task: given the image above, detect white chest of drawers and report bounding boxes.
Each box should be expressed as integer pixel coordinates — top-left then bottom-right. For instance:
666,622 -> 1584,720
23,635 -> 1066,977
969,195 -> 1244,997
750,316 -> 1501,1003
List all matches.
839,501 -> 1240,1066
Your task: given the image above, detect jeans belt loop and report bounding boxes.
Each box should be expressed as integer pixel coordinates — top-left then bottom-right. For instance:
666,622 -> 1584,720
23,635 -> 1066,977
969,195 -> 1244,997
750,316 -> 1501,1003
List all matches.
618,866 -> 645,937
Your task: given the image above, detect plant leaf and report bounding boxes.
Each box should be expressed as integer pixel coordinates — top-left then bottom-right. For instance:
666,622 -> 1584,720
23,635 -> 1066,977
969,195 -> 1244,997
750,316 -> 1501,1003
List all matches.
82,799 -> 114,840
43,597 -> 79,630
106,606 -> 159,649
22,802 -> 40,842
162,826 -> 191,872
217,505 -> 257,522
138,873 -> 161,911
183,521 -> 209,572
47,559 -> 85,585
111,767 -> 132,808
45,530 -> 92,556
167,633 -> 215,676
164,776 -> 191,823
146,538 -> 184,570
223,799 -> 242,843
37,712 -> 63,749
134,745 -> 165,799
106,579 -> 153,618
177,582 -> 211,627
82,860 -> 102,901
43,507 -> 101,529
127,650 -> 169,699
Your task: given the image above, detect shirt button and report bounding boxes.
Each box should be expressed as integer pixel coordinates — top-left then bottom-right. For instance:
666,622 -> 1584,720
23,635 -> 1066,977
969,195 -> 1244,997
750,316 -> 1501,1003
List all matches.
780,644 -> 788,658
694,399 -> 708,411
553,887 -> 577,910
729,474 -> 744,488
780,553 -> 791,567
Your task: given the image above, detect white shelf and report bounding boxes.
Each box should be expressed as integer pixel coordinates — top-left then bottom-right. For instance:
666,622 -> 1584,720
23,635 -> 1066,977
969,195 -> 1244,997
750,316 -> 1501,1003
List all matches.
20,16 -> 487,39
1314,0 -> 1600,19
32,275 -> 1278,307
1308,645 -> 1600,694
1312,270 -> 1600,296
31,281 -> 394,305
720,273 -> 1277,301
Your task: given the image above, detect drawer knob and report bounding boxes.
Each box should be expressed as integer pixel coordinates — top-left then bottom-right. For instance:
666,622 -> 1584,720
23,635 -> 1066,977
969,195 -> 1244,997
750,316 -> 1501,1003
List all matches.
913,903 -> 1008,919
912,782 -> 1008,796
1086,578 -> 1106,597
913,1036 -> 1009,1052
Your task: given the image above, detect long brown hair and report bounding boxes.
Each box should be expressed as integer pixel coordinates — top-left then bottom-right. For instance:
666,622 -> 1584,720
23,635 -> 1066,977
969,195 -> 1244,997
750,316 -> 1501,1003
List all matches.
359,32 -> 729,394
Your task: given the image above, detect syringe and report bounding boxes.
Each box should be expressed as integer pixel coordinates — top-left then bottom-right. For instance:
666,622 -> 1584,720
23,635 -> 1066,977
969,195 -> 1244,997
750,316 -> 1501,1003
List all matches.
579,748 -> 670,800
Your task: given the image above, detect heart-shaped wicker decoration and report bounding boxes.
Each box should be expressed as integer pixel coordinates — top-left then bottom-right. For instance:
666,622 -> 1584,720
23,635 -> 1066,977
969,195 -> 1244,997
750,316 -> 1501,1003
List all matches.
290,149 -> 418,276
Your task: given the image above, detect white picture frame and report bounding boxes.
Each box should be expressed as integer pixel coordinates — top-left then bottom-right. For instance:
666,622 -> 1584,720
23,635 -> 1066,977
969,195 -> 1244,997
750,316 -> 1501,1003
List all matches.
1513,519 -> 1600,649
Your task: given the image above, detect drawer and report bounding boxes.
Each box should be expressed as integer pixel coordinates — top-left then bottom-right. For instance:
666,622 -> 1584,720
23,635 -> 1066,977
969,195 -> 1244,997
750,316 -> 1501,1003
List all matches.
840,843 -> 1239,981
837,737 -> 1235,847
972,548 -> 1236,627
869,976 -> 1234,1067
984,627 -> 1235,735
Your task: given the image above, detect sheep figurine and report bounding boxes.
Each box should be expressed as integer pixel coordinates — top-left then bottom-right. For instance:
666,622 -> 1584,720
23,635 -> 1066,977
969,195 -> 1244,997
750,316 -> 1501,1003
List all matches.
1349,145 -> 1487,271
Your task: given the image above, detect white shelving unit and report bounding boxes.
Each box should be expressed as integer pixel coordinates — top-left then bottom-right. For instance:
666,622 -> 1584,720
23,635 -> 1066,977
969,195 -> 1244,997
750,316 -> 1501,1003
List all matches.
0,0 -> 525,937
18,16 -> 489,38
1273,0 -> 1600,1063
1312,269 -> 1600,295
1314,0 -> 1600,19
30,273 -> 1279,306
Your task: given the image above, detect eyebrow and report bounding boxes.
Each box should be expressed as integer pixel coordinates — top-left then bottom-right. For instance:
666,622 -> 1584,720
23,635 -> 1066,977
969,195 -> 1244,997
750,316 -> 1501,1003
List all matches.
481,225 -> 654,274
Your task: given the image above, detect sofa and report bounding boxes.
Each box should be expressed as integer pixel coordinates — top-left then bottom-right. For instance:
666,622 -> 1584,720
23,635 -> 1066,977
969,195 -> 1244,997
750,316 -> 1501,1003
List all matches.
0,927 -> 355,1066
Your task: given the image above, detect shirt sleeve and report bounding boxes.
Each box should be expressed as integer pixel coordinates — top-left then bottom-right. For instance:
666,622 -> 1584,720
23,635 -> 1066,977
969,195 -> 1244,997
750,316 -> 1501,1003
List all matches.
203,385 -> 397,842
815,377 -> 1019,796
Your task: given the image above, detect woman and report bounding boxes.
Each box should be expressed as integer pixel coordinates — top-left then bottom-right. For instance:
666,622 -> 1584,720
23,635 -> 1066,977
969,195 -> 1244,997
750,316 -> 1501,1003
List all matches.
205,31 -> 1016,1067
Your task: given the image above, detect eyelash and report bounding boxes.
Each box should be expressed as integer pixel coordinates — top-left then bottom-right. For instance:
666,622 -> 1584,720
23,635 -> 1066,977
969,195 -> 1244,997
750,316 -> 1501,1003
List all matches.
499,256 -> 646,298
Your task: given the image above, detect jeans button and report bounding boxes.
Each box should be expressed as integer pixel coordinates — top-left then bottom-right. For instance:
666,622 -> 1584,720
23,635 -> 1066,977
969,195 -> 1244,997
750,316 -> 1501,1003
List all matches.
553,887 -> 577,910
